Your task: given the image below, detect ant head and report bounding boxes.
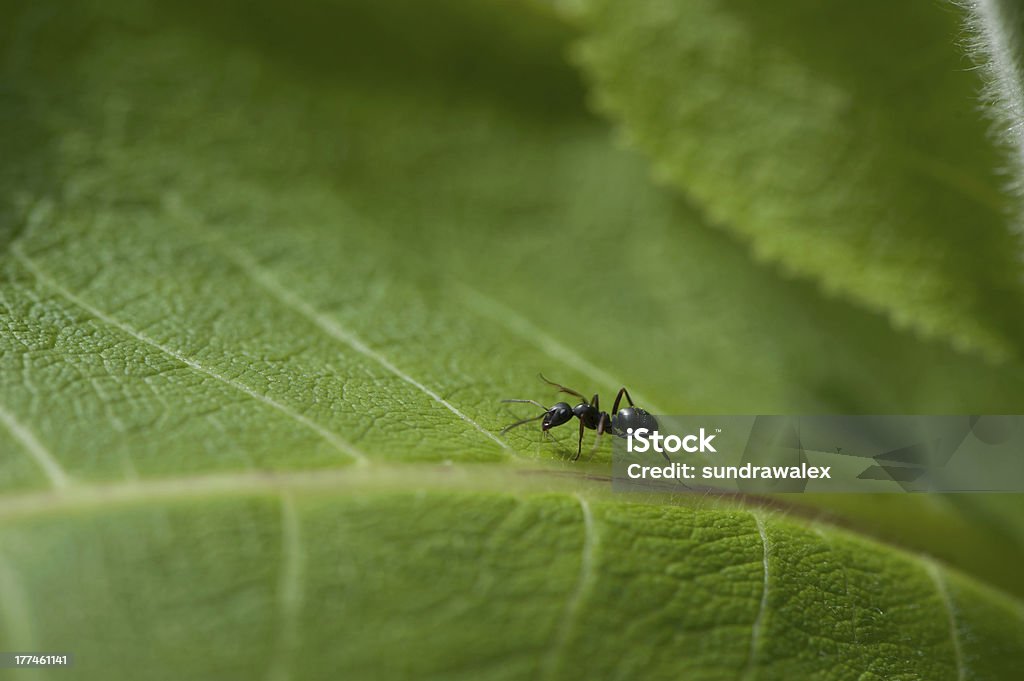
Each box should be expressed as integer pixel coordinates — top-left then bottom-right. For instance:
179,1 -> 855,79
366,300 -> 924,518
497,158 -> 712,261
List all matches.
542,402 -> 574,431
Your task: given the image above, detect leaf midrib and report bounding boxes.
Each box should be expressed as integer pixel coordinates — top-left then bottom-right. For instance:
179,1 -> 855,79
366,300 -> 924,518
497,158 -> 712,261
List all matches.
0,460 -> 1001,576
0,464 -> 591,520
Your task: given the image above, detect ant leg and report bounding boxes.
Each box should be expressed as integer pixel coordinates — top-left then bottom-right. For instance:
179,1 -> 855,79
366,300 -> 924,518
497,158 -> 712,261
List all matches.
538,373 -> 588,402
500,413 -> 545,434
585,412 -> 612,461
590,393 -> 600,410
574,419 -> 584,461
543,429 -> 570,457
611,387 -> 635,414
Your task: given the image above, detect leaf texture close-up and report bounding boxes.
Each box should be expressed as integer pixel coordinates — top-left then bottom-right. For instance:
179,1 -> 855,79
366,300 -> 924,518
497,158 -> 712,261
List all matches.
1,0 -> 1024,679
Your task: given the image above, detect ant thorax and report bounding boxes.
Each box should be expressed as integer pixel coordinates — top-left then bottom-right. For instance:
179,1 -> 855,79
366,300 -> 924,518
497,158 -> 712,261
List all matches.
573,402 -> 603,429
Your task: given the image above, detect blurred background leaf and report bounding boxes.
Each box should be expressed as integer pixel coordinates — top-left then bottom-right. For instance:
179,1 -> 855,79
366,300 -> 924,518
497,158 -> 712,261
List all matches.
564,0 -> 1024,360
1,0 -> 1023,678
959,0 -> 1024,200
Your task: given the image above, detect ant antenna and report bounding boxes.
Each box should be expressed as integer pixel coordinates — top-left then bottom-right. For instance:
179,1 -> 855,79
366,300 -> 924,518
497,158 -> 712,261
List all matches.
499,399 -> 550,434
501,399 -> 548,410
500,412 -> 545,434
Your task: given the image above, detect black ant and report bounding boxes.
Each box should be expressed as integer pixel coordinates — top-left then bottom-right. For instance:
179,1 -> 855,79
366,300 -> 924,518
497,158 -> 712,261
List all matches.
501,374 -> 658,460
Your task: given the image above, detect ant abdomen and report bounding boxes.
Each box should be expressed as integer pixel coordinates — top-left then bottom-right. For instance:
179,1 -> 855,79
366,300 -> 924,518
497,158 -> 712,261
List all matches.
613,407 -> 658,436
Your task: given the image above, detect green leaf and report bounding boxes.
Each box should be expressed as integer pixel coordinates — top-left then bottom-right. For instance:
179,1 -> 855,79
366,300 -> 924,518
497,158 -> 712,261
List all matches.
2,0 -> 1024,679
1,482 -> 1022,680
565,0 -> 1024,360
960,0 -> 1024,201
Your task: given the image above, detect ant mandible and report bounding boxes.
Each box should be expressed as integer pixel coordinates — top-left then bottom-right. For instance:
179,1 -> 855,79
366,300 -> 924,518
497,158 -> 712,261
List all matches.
501,373 -> 658,460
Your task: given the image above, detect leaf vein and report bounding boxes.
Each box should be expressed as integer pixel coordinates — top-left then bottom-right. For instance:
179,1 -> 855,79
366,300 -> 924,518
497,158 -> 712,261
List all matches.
0,554 -> 41,673
458,285 -> 671,414
742,511 -> 771,681
0,403 -> 71,489
223,248 -> 514,455
10,243 -> 368,465
926,560 -> 967,681
267,492 -> 305,681
539,493 -> 598,680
